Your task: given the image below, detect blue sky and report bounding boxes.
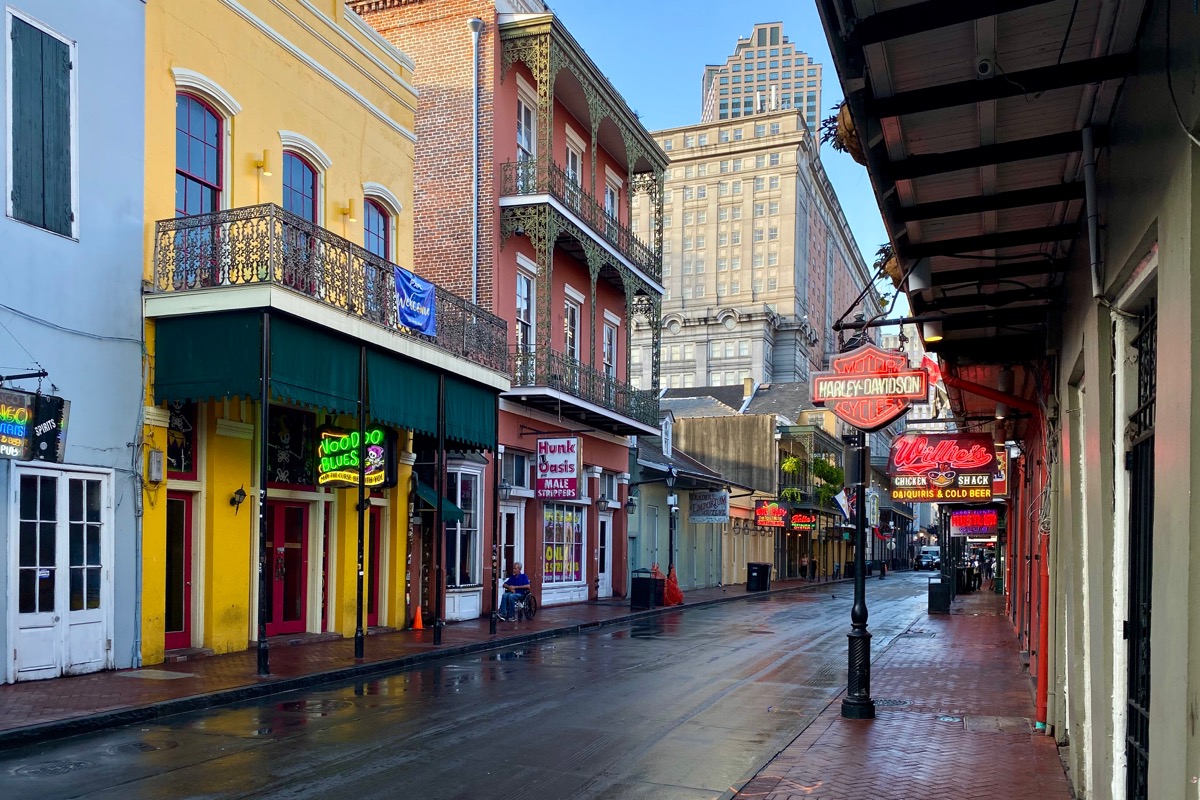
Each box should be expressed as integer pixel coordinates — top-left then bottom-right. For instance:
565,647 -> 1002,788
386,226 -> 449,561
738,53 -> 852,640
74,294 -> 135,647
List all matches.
546,0 -> 889,269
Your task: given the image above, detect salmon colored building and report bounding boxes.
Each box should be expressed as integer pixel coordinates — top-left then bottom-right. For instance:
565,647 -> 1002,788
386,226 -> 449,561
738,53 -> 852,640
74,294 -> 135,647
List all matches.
352,0 -> 667,614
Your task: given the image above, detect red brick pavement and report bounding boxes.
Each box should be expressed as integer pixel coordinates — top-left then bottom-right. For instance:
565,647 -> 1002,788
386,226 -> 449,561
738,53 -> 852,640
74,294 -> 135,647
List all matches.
735,589 -> 1073,800
0,577 -> 834,747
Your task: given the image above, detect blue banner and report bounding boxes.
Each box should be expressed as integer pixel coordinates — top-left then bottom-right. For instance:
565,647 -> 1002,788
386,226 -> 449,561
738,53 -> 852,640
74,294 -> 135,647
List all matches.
394,265 -> 436,336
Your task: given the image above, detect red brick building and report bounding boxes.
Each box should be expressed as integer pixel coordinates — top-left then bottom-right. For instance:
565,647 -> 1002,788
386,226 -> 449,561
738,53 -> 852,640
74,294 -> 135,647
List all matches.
351,0 -> 666,616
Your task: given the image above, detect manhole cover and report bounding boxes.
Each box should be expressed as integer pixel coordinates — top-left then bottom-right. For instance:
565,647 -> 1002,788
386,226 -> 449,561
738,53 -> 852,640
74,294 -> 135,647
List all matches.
108,740 -> 179,755
873,698 -> 911,707
937,715 -> 963,723
276,699 -> 352,715
14,760 -> 94,776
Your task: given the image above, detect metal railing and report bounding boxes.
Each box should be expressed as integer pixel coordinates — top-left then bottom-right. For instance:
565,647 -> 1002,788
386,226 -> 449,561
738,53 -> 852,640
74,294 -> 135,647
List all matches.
509,346 -> 657,427
501,158 -> 660,281
151,204 -> 509,374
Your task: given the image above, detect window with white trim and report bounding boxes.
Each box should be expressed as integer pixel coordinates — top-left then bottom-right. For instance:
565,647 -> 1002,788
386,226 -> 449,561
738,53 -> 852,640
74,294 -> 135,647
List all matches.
446,469 -> 480,587
543,504 -> 584,584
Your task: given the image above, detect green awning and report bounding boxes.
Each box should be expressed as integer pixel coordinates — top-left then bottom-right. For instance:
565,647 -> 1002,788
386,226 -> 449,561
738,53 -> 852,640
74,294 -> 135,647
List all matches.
367,348 -> 438,438
445,375 -> 497,451
270,315 -> 359,416
414,480 -> 464,522
153,310 -> 262,403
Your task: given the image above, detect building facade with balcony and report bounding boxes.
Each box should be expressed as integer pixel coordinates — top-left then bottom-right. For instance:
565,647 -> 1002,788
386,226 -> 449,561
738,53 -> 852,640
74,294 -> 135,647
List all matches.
353,0 -> 666,611
1,0 -> 145,683
141,0 -> 507,665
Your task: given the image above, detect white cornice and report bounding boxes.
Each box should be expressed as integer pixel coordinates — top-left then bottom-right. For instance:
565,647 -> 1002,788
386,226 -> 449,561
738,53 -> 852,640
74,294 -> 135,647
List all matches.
218,0 -> 416,143
279,131 -> 333,170
363,181 -> 404,215
172,68 -> 242,117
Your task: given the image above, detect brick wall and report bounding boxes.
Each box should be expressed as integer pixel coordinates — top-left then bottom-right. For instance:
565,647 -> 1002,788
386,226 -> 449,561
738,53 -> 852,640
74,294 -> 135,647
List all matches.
350,0 -> 497,312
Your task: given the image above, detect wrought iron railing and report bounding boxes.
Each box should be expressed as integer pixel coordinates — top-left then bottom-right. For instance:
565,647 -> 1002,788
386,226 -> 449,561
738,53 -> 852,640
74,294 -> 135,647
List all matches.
501,158 -> 660,281
509,346 -> 658,427
151,204 -> 509,374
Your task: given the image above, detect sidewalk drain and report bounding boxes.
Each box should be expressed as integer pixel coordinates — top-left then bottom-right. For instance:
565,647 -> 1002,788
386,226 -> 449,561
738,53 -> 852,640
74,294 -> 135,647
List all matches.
873,698 -> 911,707
14,760 -> 94,776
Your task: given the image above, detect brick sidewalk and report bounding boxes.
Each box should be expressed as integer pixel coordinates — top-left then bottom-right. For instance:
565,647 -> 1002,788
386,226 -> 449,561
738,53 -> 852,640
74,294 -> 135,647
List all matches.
735,589 -> 1072,800
0,575 -> 843,749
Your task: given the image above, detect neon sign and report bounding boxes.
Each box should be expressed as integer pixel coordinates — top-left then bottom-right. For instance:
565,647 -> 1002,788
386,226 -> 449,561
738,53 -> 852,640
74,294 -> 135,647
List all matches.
950,508 -> 999,537
755,500 -> 787,528
811,344 -> 927,432
886,433 -> 996,503
316,426 -> 396,488
789,511 -> 816,530
0,389 -> 33,460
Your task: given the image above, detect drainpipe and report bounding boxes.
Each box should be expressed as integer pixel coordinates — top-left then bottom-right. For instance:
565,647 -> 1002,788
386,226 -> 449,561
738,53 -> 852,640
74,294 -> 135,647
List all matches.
468,17 -> 486,307
1083,126 -> 1103,299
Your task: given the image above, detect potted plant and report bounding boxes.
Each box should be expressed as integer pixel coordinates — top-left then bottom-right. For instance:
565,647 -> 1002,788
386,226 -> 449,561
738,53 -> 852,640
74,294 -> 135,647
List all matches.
819,103 -> 868,166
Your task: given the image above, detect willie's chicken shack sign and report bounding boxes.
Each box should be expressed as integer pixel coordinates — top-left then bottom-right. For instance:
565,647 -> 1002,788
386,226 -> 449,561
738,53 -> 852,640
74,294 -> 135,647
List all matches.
887,433 -> 996,502
811,344 -> 927,432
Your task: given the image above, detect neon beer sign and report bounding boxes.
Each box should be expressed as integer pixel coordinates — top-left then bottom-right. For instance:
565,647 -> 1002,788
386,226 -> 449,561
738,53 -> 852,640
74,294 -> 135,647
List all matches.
886,433 -> 996,503
0,389 -> 34,460
811,344 -> 927,431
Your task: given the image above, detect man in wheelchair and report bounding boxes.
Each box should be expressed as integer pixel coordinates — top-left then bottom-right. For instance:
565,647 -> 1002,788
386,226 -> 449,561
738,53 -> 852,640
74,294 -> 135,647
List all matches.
498,562 -> 532,622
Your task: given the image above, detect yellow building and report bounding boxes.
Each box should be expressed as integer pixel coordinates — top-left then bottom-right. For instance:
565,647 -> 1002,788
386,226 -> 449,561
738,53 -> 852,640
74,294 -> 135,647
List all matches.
139,0 -> 509,666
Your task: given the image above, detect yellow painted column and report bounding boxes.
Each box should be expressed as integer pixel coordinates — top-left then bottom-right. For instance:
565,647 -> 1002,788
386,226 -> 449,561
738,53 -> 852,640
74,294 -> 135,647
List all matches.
331,487 -> 359,637
140,403 -> 170,666
388,445 -> 415,629
203,404 -> 254,654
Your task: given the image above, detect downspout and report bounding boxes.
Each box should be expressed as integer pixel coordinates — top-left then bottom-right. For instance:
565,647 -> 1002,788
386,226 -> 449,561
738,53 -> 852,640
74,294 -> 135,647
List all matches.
468,18 -> 486,307
1083,126 -> 1104,299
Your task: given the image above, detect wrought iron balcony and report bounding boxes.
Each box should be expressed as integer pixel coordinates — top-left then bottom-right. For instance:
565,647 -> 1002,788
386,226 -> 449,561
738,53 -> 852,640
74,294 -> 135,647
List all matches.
509,346 -> 658,432
501,158 -> 660,281
150,204 -> 509,375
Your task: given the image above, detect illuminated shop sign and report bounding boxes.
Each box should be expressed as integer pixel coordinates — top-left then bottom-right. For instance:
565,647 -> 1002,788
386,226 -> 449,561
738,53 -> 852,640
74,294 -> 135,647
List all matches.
950,508 -> 999,537
789,511 -> 817,530
315,426 -> 397,488
755,500 -> 787,528
886,433 -> 996,503
0,389 -> 70,462
811,344 -> 927,432
536,436 -> 580,499
992,444 -> 1009,498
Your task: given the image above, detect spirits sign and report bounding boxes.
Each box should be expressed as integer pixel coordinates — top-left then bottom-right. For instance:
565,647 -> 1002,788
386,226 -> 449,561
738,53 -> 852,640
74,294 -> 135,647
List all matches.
887,433 -> 996,503
0,389 -> 70,462
811,344 -> 927,432
536,436 -> 580,499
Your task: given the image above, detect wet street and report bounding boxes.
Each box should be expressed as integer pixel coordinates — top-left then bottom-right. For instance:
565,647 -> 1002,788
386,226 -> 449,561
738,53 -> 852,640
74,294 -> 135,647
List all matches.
1,575 -> 927,800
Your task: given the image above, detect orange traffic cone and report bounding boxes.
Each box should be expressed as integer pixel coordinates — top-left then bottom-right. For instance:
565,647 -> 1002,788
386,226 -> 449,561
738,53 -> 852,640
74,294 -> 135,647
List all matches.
411,604 -> 424,631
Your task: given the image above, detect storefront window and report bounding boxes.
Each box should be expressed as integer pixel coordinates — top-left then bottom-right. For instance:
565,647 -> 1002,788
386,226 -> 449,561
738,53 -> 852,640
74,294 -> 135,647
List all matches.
446,471 -> 479,587
543,503 -> 584,584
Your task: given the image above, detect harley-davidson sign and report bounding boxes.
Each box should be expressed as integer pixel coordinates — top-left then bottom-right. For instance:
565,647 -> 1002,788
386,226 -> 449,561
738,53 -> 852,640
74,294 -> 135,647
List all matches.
887,433 -> 996,502
811,344 -> 927,432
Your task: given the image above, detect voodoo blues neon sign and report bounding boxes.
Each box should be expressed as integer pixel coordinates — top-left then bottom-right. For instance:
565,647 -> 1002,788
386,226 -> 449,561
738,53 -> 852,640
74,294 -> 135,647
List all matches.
316,426 -> 396,488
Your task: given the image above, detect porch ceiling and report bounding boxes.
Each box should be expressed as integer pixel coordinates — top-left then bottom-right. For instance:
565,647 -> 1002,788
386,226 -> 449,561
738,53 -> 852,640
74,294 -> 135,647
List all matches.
818,0 -> 1146,372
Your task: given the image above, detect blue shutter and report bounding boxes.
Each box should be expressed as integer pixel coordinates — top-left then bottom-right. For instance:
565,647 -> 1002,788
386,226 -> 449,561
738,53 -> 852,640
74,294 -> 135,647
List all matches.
9,16 -> 71,236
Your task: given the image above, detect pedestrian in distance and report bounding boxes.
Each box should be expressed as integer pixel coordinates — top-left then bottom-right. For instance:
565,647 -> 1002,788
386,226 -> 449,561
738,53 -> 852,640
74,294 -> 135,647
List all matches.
498,562 -> 530,621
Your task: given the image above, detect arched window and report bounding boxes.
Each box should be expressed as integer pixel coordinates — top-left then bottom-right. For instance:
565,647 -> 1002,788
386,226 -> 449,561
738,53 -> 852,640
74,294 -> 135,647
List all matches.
363,198 -> 390,260
282,152 -> 318,222
175,93 -> 222,216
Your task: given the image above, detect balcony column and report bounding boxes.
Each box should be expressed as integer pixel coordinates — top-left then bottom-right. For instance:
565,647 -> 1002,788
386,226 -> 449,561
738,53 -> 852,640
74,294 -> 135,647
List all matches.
585,245 -> 604,368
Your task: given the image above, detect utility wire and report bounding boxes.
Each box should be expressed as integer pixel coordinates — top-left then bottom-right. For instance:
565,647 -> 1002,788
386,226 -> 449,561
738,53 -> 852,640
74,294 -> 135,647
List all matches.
0,302 -> 141,344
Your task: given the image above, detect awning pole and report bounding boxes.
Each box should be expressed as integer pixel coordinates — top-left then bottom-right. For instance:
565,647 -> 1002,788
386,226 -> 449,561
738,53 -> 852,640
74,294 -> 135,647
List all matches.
355,345 -> 366,660
256,312 -> 271,676
434,374 -> 445,646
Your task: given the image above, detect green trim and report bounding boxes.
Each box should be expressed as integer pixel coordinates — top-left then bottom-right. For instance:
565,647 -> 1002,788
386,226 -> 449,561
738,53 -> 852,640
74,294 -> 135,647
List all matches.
153,311 -> 262,404
367,349 -> 438,438
269,316 -> 359,416
445,376 -> 497,451
415,480 -> 464,522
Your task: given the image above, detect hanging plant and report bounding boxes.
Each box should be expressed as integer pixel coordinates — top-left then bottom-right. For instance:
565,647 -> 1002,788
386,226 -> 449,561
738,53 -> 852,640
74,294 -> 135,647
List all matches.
781,487 -> 804,502
780,455 -> 802,475
874,243 -> 903,288
819,103 -> 868,166
811,458 -> 845,509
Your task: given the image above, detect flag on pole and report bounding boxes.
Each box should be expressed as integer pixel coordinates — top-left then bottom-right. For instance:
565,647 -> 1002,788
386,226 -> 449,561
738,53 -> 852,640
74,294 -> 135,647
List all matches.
834,489 -> 852,519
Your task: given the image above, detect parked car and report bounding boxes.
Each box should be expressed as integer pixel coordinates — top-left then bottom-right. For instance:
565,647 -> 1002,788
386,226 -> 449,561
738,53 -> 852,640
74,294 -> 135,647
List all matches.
916,554 -> 940,570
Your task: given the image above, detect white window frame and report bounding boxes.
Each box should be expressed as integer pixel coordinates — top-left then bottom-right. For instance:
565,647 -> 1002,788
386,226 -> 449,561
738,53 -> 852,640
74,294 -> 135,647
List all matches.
516,77 -> 537,162
515,257 -> 537,354
445,464 -> 484,588
6,8 -> 80,238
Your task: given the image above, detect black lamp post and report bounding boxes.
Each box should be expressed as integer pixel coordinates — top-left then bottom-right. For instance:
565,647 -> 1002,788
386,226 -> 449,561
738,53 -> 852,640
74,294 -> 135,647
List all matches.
841,431 -> 875,719
664,467 -> 678,572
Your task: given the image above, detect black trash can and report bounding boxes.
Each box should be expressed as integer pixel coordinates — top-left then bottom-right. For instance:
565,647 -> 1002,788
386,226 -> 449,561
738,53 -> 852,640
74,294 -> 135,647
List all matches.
928,577 -> 952,614
630,568 -> 658,609
746,562 -> 772,591
843,561 -> 854,580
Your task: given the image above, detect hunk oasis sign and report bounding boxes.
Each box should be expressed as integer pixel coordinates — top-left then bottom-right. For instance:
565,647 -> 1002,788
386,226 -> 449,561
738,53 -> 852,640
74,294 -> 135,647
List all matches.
536,436 -> 581,499
887,433 -> 996,503
811,344 -> 928,432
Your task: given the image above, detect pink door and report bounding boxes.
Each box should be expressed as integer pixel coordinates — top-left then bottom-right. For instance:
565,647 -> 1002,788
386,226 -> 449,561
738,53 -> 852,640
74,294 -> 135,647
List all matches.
266,501 -> 309,636
164,493 -> 193,650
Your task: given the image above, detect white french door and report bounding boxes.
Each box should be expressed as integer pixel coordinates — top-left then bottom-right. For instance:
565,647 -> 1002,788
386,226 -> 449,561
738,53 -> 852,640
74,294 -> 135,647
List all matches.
597,513 -> 613,598
10,465 -> 114,682
497,504 -> 524,606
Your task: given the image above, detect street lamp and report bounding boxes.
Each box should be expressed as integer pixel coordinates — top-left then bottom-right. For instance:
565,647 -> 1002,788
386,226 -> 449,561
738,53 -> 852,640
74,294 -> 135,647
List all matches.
841,431 -> 875,720
498,479 -> 513,503
664,467 -> 678,572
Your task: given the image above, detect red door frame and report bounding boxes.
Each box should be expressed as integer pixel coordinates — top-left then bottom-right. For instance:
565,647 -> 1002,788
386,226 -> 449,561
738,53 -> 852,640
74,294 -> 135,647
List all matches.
367,506 -> 383,628
266,500 -> 309,636
164,492 -> 193,651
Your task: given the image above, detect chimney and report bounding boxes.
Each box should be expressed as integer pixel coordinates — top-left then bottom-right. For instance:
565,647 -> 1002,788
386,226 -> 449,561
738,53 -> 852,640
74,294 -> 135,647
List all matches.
743,377 -> 755,398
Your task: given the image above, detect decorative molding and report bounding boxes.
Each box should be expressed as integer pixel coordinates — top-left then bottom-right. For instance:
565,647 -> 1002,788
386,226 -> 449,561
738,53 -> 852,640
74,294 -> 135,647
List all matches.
279,130 -> 333,170
584,465 -> 603,478
399,450 -> 416,466
342,4 -> 416,73
172,68 -> 243,116
603,308 -> 622,327
516,251 -> 540,275
564,283 -> 586,304
216,419 -> 254,440
564,123 -> 587,154
616,472 -> 630,485
218,0 -> 416,143
604,164 -> 624,189
293,0 -> 418,91
144,406 -> 171,429
362,181 -> 403,215
516,73 -> 537,106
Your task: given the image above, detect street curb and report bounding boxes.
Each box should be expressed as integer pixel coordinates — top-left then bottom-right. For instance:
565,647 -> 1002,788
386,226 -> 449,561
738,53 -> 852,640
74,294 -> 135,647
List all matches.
0,576 -> 863,751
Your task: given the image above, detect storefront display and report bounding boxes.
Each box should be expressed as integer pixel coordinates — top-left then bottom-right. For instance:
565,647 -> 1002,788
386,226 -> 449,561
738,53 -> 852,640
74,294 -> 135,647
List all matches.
543,503 -> 583,583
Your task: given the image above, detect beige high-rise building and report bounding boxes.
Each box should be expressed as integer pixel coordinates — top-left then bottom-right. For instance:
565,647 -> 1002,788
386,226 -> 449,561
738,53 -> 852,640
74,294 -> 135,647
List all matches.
700,22 -> 823,131
630,110 -> 877,391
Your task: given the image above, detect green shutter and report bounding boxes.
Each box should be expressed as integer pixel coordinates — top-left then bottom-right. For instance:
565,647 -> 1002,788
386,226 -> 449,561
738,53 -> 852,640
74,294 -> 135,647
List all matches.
9,17 -> 71,237
10,17 -> 44,229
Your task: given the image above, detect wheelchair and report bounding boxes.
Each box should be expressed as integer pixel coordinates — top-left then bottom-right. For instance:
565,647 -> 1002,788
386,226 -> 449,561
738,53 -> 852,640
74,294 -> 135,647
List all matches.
501,590 -> 538,621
